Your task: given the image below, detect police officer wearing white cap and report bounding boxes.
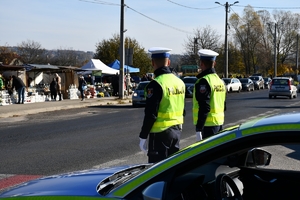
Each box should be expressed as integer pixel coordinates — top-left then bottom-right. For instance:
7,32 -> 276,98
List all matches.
139,47 -> 186,163
193,49 -> 226,141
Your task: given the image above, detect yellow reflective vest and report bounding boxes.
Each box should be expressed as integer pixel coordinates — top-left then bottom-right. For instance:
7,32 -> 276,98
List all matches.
149,74 -> 185,133
193,73 -> 226,126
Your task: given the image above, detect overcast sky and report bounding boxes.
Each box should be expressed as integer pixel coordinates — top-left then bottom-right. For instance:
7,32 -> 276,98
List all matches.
1,0 -> 299,55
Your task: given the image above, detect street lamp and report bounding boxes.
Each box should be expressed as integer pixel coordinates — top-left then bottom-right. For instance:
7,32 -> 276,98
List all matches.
297,34 -> 299,78
215,1 -> 239,78
119,0 -> 125,99
194,37 -> 200,72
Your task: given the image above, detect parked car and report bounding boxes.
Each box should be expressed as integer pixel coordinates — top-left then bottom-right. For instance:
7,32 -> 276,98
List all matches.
249,76 -> 264,90
182,76 -> 197,98
263,77 -> 272,89
222,78 -> 242,93
239,78 -> 254,91
131,81 -> 150,107
269,77 -> 297,99
2,112 -> 300,199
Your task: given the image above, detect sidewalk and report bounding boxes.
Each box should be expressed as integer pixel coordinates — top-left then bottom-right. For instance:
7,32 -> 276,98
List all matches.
0,97 -> 132,118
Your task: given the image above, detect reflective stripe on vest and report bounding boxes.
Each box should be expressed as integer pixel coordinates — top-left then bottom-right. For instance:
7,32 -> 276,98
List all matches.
150,74 -> 185,133
193,73 -> 226,126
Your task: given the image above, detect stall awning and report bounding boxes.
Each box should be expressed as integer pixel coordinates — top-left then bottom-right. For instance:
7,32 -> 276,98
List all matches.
23,64 -> 60,71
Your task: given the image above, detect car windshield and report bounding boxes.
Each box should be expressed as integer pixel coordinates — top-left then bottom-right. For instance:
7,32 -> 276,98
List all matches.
136,82 -> 149,90
222,79 -> 230,84
239,79 -> 248,83
273,79 -> 289,85
183,78 -> 197,84
250,76 -> 259,80
97,164 -> 153,196
264,78 -> 270,82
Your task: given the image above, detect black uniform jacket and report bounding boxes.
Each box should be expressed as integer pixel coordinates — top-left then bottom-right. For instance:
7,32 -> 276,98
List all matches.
12,76 -> 25,90
139,67 -> 185,139
194,68 -> 226,132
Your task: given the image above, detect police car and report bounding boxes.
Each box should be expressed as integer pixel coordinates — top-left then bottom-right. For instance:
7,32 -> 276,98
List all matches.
2,112 -> 300,199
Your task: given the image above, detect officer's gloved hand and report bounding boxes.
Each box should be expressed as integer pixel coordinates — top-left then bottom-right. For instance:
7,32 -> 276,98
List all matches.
196,131 -> 202,142
139,138 -> 147,154
178,124 -> 183,131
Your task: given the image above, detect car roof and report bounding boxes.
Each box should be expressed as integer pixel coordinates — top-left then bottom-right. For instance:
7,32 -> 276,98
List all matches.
137,81 -> 150,85
272,77 -> 291,79
239,78 -> 250,80
183,76 -> 197,79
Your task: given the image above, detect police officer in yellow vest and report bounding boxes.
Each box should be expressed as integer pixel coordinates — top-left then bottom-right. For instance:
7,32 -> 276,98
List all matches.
139,47 -> 186,163
193,49 -> 226,141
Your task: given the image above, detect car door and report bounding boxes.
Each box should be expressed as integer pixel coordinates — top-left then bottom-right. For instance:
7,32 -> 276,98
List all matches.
232,78 -> 239,91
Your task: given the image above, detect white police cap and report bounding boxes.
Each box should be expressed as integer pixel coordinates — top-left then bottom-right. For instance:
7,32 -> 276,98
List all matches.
148,47 -> 172,58
198,49 -> 219,61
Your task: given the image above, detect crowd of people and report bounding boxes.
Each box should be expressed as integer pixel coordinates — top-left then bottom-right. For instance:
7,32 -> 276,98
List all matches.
0,73 -> 63,104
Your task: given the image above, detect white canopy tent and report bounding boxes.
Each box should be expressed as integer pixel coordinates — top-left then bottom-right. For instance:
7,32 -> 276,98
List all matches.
80,59 -> 119,75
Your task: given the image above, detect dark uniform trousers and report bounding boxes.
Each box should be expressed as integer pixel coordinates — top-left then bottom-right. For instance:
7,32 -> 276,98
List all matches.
148,125 -> 181,163
202,125 -> 223,139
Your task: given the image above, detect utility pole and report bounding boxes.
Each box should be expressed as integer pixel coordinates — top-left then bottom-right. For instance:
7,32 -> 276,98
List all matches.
297,34 -> 299,78
215,1 -> 239,78
194,37 -> 199,69
274,23 -> 277,78
119,0 -> 125,99
225,2 -> 229,78
268,22 -> 279,78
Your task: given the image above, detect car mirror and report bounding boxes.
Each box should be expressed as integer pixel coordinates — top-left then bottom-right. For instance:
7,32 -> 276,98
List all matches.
142,181 -> 166,200
245,148 -> 271,167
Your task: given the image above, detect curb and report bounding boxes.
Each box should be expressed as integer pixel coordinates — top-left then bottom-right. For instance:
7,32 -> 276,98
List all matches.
0,98 -> 133,118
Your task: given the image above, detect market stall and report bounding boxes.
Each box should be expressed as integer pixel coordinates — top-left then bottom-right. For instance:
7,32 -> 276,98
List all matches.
0,64 -> 27,105
0,63 -> 81,105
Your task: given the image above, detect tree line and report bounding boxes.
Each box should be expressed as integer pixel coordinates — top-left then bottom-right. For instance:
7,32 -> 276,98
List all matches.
183,6 -> 300,77
1,6 -> 299,78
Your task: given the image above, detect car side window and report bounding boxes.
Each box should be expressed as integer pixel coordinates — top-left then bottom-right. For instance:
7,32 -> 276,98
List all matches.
258,144 -> 300,171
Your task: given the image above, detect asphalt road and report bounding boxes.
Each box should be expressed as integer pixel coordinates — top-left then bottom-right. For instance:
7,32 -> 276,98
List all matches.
1,89 -> 300,176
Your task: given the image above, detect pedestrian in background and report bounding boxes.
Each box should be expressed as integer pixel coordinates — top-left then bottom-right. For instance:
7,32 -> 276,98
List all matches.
138,47 -> 186,163
193,49 -> 226,141
112,73 -> 119,96
0,73 -> 4,90
55,73 -> 62,101
141,74 -> 148,81
50,77 -> 57,101
78,75 -> 87,101
11,75 -> 26,104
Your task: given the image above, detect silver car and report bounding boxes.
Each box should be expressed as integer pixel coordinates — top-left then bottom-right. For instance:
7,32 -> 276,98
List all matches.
249,76 -> 264,90
269,77 -> 297,99
132,81 -> 150,107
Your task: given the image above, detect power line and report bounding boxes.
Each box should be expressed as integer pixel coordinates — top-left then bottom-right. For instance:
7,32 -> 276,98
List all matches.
78,0 -> 119,6
166,0 -> 219,10
229,7 -> 250,26
233,4 -> 300,10
166,0 -> 300,10
126,6 -> 193,34
79,0 -> 194,34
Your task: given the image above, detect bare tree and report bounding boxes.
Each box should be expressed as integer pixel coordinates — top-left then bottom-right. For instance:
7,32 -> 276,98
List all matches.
256,10 -> 273,76
50,47 -> 78,66
272,10 -> 300,65
182,25 -> 221,65
0,45 -> 19,65
17,40 -> 46,64
230,5 -> 264,75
